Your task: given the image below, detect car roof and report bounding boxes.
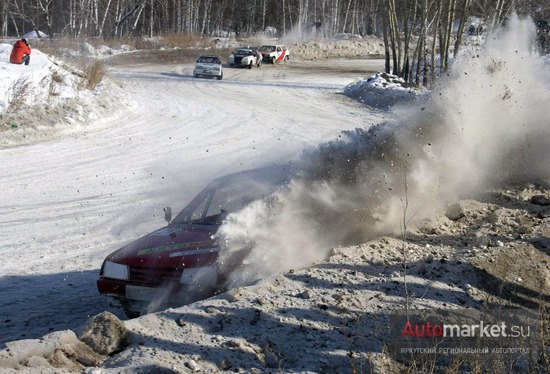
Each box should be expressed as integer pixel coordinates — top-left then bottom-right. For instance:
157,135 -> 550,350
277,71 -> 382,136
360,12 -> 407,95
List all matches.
205,164 -> 295,190
197,56 -> 222,63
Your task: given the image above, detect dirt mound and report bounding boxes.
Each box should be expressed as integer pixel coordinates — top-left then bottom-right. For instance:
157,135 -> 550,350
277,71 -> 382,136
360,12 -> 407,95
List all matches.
290,36 -> 385,60
3,183 -> 547,373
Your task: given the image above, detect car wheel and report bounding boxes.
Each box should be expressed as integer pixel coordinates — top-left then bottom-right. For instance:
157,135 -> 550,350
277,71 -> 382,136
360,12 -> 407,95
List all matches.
257,60 -> 262,67
247,62 -> 252,69
123,309 -> 141,319
271,56 -> 276,64
285,56 -> 289,62
217,74 -> 223,80
120,301 -> 142,319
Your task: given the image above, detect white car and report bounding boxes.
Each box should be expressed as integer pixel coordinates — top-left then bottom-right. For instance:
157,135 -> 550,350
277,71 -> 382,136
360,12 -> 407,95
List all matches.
228,48 -> 262,69
193,56 -> 223,80
259,45 -> 290,64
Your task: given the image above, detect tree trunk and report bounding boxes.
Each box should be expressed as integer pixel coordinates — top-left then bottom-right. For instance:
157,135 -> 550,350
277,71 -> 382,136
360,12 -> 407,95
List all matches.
99,0 -> 114,37
443,0 -> 456,72
385,0 -> 399,75
382,12 -> 391,74
453,0 -> 471,59
342,0 -> 352,33
428,0 -> 441,86
149,0 -> 154,37
402,0 -> 418,82
0,0 -> 6,37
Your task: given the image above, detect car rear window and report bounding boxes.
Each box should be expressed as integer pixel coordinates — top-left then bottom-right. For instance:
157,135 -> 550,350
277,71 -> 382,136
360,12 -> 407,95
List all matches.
198,57 -> 220,64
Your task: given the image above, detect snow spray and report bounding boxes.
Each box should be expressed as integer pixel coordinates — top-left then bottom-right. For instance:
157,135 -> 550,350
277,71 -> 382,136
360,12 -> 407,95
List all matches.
216,15 -> 550,287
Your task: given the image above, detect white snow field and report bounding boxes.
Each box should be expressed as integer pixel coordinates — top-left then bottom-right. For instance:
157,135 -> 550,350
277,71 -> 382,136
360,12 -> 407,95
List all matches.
0,45 -> 385,346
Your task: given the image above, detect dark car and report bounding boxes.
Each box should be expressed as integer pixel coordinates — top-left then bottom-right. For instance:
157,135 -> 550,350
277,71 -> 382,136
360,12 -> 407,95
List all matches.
228,47 -> 262,68
97,165 -> 293,317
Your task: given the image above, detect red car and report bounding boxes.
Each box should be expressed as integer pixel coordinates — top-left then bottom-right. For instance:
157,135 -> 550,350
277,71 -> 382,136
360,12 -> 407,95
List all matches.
97,166 -> 293,317
259,44 -> 289,64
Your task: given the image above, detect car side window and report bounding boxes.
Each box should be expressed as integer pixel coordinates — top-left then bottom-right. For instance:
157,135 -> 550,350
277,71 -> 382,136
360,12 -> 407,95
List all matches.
190,195 -> 210,222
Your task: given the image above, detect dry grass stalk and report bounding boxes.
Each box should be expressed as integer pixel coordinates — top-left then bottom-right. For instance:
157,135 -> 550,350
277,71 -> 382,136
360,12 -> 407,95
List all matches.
42,69 -> 65,101
80,60 -> 105,90
7,76 -> 32,113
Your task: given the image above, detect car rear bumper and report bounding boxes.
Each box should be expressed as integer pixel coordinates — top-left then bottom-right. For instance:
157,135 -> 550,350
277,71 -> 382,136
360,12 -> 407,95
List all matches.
194,69 -> 222,77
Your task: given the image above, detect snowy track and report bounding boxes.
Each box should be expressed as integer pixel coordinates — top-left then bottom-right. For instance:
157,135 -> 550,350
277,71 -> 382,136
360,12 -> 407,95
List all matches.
0,58 -> 383,346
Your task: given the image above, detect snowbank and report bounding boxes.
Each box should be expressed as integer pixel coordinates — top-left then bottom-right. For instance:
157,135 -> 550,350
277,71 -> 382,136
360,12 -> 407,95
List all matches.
0,43 -> 134,148
290,36 -> 385,60
21,30 -> 50,39
344,72 -> 429,109
0,43 -> 79,112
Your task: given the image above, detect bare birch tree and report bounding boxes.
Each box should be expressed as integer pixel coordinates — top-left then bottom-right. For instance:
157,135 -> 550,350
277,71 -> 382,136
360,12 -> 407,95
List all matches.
0,0 -> 545,51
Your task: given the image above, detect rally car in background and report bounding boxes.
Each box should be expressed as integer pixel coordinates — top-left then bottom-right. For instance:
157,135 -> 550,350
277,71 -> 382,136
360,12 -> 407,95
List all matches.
259,45 -> 290,64
97,165 -> 294,317
228,47 -> 262,68
193,55 -> 223,80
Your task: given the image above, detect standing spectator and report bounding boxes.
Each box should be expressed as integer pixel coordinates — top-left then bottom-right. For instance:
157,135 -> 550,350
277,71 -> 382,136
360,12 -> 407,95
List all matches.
10,39 -> 31,65
314,20 -> 322,37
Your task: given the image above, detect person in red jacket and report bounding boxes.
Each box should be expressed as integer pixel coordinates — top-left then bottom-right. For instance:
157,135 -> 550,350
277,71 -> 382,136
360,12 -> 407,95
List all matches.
10,39 -> 31,65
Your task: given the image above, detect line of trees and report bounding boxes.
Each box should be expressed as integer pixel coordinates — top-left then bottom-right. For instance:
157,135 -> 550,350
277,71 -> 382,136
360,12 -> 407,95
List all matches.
0,0 -> 390,39
3,0 -> 546,40
381,0 -> 550,86
1,0 -> 548,85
